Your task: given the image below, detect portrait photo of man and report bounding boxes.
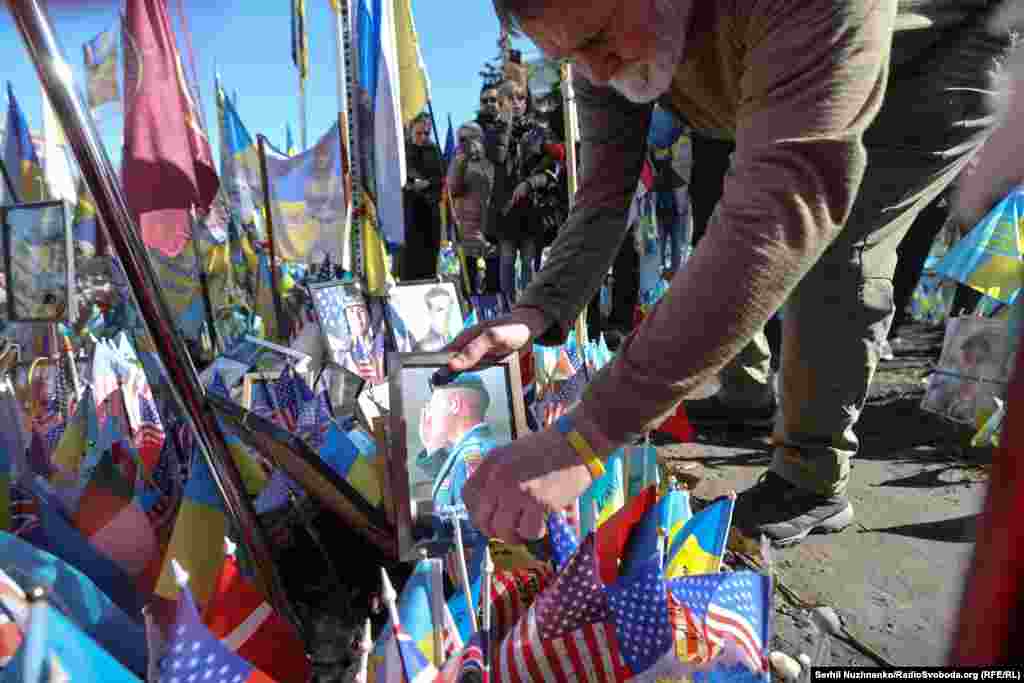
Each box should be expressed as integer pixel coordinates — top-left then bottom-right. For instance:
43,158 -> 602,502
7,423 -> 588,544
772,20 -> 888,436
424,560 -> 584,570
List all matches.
343,299 -> 385,384
415,373 -> 499,512
413,286 -> 456,352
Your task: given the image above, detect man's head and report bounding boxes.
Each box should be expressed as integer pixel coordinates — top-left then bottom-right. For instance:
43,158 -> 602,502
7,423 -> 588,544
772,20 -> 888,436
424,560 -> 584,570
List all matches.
458,122 -> 485,159
419,375 -> 491,452
479,86 -> 500,118
423,286 -> 454,336
344,302 -> 370,338
411,113 -> 432,146
491,0 -> 692,104
498,80 -> 528,118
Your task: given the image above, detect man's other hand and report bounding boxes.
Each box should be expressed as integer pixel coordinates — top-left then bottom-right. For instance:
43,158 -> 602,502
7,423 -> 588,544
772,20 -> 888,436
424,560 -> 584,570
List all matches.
445,307 -> 550,372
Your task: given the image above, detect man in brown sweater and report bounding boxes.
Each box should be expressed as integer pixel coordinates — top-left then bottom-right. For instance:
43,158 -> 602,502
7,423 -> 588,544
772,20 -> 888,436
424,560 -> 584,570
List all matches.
448,0 -> 1008,546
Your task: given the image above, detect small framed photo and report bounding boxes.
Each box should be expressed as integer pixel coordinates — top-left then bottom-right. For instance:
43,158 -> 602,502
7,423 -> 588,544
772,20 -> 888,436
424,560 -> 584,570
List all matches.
385,277 -> 468,353
922,316 -> 1013,424
241,371 -> 284,416
308,279 -> 387,386
2,200 -> 75,323
387,351 -> 528,560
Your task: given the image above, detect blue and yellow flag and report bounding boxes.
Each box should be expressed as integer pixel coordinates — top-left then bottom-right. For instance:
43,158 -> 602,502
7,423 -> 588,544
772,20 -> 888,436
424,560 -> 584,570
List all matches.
936,187 -> 1024,305
83,25 -> 120,110
3,82 -> 45,203
579,448 -> 626,536
619,488 -> 692,578
217,81 -> 265,239
286,123 -> 297,156
664,495 -> 734,578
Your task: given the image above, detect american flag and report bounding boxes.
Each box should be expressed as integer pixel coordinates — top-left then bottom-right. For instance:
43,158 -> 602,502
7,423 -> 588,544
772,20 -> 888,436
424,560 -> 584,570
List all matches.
547,512 -> 579,573
9,482 -> 40,538
270,368 -> 303,433
666,572 -> 770,674
436,632 -> 486,683
605,559 -> 673,676
161,576 -> 276,683
133,390 -> 166,474
494,536 -> 629,683
490,567 -> 552,646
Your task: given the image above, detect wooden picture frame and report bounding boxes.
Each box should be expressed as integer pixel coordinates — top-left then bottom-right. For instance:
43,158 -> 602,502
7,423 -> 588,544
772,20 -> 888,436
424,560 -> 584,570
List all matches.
1,200 -> 75,323
386,351 -> 527,560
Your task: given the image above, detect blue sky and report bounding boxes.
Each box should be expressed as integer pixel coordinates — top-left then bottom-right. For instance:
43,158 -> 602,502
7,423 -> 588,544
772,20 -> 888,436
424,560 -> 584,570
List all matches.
0,0 -> 539,169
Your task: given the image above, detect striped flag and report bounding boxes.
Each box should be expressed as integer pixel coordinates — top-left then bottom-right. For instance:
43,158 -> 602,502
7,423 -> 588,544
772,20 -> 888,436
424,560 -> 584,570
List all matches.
203,553 -> 310,683
489,566 -> 552,647
666,572 -> 771,674
494,535 -> 630,683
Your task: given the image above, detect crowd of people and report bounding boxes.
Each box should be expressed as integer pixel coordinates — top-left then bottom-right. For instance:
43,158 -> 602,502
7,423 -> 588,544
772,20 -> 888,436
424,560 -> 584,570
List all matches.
399,52 -> 699,347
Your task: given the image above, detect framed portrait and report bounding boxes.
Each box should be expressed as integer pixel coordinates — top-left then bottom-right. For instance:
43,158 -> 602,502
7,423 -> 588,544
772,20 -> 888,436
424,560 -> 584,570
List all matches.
2,201 -> 75,323
308,279 -> 387,386
201,336 -> 311,398
387,351 -> 528,560
921,316 -> 1013,424
385,277 -> 468,353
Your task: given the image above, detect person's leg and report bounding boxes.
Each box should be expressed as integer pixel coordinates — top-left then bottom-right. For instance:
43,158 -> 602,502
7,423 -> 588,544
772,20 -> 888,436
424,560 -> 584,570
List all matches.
519,238 -> 538,292
608,227 -> 639,332
685,135 -> 776,424
891,192 -> 952,332
735,25 -> 1006,545
498,239 -> 518,303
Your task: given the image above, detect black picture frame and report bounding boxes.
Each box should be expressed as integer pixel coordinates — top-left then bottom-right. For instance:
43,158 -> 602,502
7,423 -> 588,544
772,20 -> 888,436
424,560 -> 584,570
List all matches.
386,351 -> 527,560
384,276 -> 469,354
2,200 -> 75,324
307,278 -> 388,386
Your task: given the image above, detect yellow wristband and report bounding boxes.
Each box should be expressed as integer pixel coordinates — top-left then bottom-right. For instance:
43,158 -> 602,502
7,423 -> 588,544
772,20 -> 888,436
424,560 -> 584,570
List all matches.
556,415 -> 606,480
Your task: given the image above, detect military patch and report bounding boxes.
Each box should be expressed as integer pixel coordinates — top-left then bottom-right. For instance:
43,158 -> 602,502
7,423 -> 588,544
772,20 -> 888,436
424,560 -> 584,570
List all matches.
463,450 -> 483,476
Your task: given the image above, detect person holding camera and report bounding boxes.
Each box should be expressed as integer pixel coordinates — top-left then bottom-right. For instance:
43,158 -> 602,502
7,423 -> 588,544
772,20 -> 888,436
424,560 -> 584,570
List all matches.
447,121 -> 495,294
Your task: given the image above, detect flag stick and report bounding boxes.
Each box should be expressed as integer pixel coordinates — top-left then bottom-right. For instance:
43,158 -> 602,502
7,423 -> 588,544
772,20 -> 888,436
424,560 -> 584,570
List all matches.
451,516 -> 478,633
329,0 -> 354,272
337,0 -> 365,281
482,545 -> 494,679
560,62 -> 588,347
380,566 -> 402,635
424,548 -> 444,667
356,617 -> 373,683
190,205 -> 221,356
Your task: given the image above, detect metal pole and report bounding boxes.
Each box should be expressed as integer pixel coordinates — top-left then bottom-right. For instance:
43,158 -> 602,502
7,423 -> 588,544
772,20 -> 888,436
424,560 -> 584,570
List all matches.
560,62 -> 588,345
340,0 -> 364,282
299,75 -> 308,151
330,0 -> 354,272
6,0 -> 302,636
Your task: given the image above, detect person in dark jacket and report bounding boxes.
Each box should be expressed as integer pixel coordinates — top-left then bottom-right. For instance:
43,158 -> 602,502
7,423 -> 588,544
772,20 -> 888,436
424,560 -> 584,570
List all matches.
402,113 -> 444,281
488,80 -> 560,303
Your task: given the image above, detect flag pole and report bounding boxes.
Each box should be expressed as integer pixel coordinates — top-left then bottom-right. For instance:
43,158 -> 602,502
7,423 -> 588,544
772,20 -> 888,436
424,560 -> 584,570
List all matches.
330,0 -> 355,274
7,0 -> 303,637
256,134 -> 289,341
337,0 -> 364,282
560,61 -> 588,346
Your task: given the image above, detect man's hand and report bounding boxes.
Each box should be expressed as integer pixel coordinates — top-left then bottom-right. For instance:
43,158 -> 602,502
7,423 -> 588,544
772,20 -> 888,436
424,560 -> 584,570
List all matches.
461,425 -> 594,543
446,307 -> 551,372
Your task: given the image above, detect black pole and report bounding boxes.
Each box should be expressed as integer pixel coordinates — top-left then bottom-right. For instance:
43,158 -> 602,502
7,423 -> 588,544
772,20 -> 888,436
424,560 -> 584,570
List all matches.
256,135 -> 289,341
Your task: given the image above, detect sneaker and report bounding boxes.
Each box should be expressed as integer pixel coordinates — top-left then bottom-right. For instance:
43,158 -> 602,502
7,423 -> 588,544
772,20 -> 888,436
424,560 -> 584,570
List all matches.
683,393 -> 777,430
732,472 -> 854,547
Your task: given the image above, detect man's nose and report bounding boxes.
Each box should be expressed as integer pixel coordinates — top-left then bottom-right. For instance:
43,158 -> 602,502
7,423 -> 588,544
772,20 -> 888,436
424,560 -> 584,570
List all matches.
573,49 -> 623,85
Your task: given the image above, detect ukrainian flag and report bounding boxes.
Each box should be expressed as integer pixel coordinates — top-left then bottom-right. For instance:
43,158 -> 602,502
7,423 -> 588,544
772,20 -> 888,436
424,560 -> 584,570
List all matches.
368,559 -> 435,681
3,82 -> 45,203
620,488 -> 693,578
664,495 -> 734,578
936,187 -> 1024,305
154,448 -> 228,606
579,448 -> 626,536
321,423 -> 382,507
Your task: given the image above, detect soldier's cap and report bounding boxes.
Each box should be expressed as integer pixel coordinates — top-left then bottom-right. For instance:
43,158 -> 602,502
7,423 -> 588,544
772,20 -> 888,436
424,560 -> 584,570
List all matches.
433,372 -> 488,394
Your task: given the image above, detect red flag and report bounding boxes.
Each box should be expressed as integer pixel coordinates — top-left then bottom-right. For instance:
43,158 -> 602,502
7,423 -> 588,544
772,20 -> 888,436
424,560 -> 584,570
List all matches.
595,485 -> 657,585
949,336 -> 1024,665
122,0 -> 218,258
203,554 -> 311,682
658,403 -> 695,443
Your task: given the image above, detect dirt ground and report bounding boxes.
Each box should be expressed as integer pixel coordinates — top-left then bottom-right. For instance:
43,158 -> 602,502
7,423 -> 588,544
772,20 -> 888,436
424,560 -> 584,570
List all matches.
661,322 -> 991,667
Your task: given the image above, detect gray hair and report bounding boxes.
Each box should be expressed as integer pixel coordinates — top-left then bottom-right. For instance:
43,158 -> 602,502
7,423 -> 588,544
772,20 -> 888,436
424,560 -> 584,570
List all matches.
491,0 -> 547,36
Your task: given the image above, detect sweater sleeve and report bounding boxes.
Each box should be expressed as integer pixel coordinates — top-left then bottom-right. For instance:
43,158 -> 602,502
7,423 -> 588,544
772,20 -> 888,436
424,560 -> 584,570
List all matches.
581,0 -> 897,442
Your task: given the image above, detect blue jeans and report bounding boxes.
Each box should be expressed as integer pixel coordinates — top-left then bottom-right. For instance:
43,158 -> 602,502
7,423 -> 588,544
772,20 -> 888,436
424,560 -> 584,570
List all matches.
499,238 -> 538,303
658,194 -> 692,272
